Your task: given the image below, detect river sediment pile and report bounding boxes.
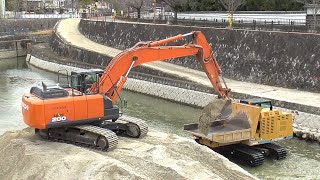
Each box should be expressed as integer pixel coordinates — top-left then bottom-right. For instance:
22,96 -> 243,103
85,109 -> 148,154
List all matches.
293,123 -> 320,143
0,127 -> 256,180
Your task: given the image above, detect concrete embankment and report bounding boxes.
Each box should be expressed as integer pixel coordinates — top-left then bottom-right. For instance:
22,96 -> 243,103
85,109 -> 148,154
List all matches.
0,18 -> 58,59
0,36 -> 29,59
0,123 -> 256,180
0,19 -> 58,32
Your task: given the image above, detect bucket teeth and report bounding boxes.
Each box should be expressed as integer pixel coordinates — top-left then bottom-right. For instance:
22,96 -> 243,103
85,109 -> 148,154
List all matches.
217,99 -> 232,120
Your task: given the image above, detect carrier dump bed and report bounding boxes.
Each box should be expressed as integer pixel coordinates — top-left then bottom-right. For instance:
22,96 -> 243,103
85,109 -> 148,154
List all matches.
184,117 -> 251,144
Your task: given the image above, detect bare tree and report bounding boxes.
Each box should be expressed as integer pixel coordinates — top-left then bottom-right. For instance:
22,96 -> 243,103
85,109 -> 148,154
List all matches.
162,0 -> 188,23
219,0 -> 246,27
296,0 -> 320,30
126,0 -> 145,18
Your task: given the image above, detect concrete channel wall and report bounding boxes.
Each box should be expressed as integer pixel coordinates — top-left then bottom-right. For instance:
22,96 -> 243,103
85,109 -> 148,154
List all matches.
0,18 -> 59,58
79,20 -> 320,93
0,37 -> 30,58
0,19 -> 59,32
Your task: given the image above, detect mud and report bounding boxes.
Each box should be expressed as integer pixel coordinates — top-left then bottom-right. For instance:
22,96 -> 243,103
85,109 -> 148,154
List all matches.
0,128 -> 256,180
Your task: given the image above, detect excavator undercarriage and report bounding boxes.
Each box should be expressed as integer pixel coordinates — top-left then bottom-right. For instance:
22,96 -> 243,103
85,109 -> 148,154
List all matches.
36,116 -> 148,151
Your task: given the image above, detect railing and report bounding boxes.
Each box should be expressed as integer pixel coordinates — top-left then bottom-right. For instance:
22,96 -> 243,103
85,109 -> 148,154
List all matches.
177,13 -> 307,26
178,16 -> 307,26
107,11 -> 320,33
3,12 -> 81,19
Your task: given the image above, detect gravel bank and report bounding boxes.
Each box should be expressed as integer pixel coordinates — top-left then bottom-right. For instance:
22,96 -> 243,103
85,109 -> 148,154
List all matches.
0,127 -> 256,180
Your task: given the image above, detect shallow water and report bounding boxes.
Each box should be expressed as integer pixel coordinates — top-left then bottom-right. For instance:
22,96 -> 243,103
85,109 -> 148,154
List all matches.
0,57 -> 319,179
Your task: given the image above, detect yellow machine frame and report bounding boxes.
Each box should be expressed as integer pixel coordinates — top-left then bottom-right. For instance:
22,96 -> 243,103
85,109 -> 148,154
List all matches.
197,102 -> 293,148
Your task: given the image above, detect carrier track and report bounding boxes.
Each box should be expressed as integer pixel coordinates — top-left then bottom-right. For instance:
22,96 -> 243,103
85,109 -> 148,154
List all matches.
205,142 -> 288,167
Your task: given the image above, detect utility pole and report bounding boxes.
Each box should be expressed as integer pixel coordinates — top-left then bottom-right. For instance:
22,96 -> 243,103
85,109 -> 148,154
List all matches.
0,0 -> 5,18
313,0 -> 318,30
72,0 -> 74,16
153,0 -> 156,23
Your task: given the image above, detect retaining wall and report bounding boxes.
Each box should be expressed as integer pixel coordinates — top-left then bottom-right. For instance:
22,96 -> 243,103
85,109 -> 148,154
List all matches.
0,35 -> 28,50
0,37 -> 30,58
0,19 -> 59,32
79,20 -> 319,92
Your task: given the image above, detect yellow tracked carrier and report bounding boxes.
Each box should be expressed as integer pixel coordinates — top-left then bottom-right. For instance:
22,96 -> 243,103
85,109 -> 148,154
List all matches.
184,98 -> 293,167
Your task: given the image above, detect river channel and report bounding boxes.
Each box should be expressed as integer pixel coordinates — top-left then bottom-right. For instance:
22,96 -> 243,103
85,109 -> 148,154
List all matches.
0,57 -> 319,179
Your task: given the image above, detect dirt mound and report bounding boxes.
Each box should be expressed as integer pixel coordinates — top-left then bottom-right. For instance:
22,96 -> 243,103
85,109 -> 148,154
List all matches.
0,128 -> 256,180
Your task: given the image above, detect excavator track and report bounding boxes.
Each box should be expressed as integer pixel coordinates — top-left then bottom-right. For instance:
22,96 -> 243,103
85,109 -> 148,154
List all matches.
36,125 -> 118,151
261,143 -> 287,160
36,116 -> 148,151
117,115 -> 148,138
213,145 -> 265,167
232,146 -> 265,167
76,125 -> 118,150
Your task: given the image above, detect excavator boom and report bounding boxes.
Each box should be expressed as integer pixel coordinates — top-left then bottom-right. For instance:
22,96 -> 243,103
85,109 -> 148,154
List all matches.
92,31 -> 230,103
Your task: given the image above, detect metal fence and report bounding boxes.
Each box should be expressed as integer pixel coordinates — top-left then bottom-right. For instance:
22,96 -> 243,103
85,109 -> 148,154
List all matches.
3,11 -> 80,19
177,13 -> 307,25
118,11 -> 320,33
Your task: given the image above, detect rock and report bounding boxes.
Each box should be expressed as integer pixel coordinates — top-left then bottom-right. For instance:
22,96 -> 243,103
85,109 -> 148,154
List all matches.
313,133 -> 320,142
0,128 -> 257,180
198,99 -> 229,135
302,133 -> 307,139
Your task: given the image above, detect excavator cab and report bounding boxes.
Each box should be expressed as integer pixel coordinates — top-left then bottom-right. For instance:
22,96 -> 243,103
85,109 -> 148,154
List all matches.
240,98 -> 273,110
70,69 -> 104,94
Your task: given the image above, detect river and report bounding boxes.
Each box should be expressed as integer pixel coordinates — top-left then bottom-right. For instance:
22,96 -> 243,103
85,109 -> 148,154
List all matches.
0,57 -> 319,179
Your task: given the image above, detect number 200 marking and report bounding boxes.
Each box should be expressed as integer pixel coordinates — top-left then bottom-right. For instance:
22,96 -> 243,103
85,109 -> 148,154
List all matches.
52,116 -> 67,122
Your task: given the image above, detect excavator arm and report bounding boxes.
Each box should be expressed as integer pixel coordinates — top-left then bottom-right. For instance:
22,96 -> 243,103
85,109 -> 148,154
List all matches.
91,31 -> 230,103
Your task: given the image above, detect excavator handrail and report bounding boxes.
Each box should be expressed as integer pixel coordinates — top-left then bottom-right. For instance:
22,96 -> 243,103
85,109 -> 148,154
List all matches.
90,31 -> 231,103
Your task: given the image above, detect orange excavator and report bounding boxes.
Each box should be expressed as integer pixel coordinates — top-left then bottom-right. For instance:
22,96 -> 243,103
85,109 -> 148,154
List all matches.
22,31 -> 231,150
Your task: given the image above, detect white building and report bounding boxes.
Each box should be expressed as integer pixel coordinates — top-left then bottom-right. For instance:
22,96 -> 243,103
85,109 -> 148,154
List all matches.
305,4 -> 320,29
305,4 -> 320,15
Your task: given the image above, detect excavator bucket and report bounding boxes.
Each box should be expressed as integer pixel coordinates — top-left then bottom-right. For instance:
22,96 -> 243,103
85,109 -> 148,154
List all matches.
197,99 -> 251,136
